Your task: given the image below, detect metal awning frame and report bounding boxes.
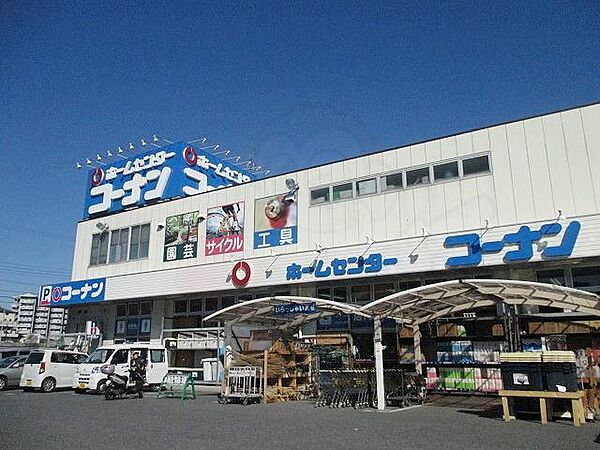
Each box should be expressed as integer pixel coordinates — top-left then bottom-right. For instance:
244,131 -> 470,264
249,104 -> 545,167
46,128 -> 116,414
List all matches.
360,278 -> 600,325
203,295 -> 367,330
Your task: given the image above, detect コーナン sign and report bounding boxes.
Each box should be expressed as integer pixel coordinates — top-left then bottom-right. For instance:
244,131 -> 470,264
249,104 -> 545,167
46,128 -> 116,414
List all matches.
83,142 -> 255,219
39,278 -> 107,307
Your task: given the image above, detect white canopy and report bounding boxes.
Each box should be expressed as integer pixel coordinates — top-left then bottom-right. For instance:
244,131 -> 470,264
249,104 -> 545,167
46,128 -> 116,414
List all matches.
203,295 -> 365,329
360,278 -> 600,325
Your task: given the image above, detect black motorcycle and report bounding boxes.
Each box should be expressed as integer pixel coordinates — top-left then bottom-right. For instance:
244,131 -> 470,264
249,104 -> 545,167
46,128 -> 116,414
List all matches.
101,365 -> 144,400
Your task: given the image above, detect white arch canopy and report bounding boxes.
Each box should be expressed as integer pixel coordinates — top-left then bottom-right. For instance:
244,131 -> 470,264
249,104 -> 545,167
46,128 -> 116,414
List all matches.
360,278 -> 600,325
203,295 -> 365,329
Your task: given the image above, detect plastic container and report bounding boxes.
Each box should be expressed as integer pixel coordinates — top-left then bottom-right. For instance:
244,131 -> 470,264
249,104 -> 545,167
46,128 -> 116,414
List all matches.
542,351 -> 577,392
500,352 -> 543,391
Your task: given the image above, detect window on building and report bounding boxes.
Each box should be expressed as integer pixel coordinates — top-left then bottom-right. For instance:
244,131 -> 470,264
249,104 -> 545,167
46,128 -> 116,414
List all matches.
128,303 -> 139,316
332,183 -> 353,201
536,269 -> 566,286
572,266 -> 600,291
203,297 -> 218,311
350,285 -> 371,305
310,187 -> 330,204
116,304 -> 127,317
381,172 -> 403,192
397,280 -> 422,291
317,288 -> 332,300
221,296 -> 235,308
109,228 -> 130,263
174,300 -> 188,314
140,302 -> 152,315
374,283 -> 395,300
90,232 -> 109,266
462,155 -> 491,176
129,224 -> 150,260
190,298 -> 203,313
356,178 -> 377,196
91,223 -> 149,266
406,167 -> 430,187
433,161 -> 459,182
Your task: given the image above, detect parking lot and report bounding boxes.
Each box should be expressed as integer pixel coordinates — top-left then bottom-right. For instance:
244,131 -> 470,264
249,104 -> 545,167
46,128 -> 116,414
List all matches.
0,389 -> 598,450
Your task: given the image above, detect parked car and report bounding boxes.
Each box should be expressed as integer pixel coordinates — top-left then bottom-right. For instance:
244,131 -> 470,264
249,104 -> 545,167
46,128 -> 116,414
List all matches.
20,350 -> 88,392
74,343 -> 168,393
0,356 -> 27,390
0,347 -> 34,360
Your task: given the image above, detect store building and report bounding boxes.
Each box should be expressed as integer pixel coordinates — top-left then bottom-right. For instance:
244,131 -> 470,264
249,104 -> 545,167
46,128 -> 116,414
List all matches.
44,102 -> 600,381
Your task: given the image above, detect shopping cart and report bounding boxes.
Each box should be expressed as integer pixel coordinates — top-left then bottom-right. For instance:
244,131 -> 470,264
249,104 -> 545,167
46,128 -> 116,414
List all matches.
315,369 -> 373,409
219,366 -> 263,405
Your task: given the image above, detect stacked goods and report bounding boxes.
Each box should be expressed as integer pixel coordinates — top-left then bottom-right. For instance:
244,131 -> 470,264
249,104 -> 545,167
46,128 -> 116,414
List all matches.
436,341 -> 473,363
398,345 -> 415,363
437,323 -> 467,337
473,341 -> 504,363
312,345 -> 349,369
426,367 -> 438,389
500,352 -> 543,390
230,339 -> 314,403
542,351 -> 577,392
474,367 -> 503,392
426,366 -> 503,392
522,338 -> 543,352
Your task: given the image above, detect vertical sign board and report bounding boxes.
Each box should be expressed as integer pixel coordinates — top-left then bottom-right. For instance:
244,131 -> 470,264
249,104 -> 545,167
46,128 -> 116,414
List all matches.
39,278 -> 107,307
83,142 -> 255,219
254,193 -> 298,249
163,211 -> 200,262
205,202 -> 245,256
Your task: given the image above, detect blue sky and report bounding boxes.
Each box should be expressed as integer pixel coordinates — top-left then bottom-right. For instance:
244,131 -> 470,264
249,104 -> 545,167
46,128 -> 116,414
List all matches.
0,1 -> 598,306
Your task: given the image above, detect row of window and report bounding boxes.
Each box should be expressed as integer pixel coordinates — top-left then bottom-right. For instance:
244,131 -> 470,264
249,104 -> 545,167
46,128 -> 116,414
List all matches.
90,224 -> 150,266
173,290 -> 291,315
536,266 -> 600,293
310,154 -> 491,204
116,301 -> 153,318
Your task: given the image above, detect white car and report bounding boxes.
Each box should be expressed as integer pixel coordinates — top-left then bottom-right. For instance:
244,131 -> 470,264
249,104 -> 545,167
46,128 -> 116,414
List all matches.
74,343 -> 168,394
20,350 -> 88,392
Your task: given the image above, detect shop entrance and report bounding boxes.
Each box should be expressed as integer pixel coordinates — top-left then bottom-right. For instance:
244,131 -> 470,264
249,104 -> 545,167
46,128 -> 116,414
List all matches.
204,279 -> 600,410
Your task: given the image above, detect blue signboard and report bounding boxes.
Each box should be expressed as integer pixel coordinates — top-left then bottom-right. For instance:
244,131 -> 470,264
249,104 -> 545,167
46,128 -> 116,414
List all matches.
317,315 -> 350,330
83,142 -> 256,219
444,220 -> 581,267
286,253 -> 398,281
39,278 -> 107,307
273,302 -> 318,315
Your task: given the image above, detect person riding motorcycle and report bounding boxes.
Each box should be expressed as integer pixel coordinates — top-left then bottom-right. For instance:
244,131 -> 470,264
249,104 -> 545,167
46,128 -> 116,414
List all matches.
130,352 -> 147,398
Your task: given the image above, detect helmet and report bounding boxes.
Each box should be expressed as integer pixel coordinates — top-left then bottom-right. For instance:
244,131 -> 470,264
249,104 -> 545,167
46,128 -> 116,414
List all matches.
100,364 -> 115,375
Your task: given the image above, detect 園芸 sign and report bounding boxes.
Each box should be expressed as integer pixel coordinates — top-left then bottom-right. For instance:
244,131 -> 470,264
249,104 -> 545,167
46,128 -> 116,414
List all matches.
273,302 -> 318,315
39,278 -> 106,307
286,253 -> 398,281
444,220 -> 581,267
83,142 -> 255,219
163,211 -> 200,262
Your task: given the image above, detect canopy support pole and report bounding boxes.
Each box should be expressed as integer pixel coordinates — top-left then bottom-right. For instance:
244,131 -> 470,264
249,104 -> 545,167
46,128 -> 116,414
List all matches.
373,316 -> 386,411
413,324 -> 423,375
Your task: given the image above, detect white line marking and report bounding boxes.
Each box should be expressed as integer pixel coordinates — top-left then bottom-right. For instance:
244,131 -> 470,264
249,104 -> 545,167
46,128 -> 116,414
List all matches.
384,404 -> 423,413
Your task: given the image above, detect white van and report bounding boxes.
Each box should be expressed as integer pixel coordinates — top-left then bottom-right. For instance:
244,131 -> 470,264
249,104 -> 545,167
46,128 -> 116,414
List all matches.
74,343 -> 168,393
20,350 -> 88,392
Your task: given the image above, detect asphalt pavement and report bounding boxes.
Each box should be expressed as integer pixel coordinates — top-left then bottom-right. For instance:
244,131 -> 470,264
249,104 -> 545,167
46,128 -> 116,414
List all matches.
0,388 -> 598,449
